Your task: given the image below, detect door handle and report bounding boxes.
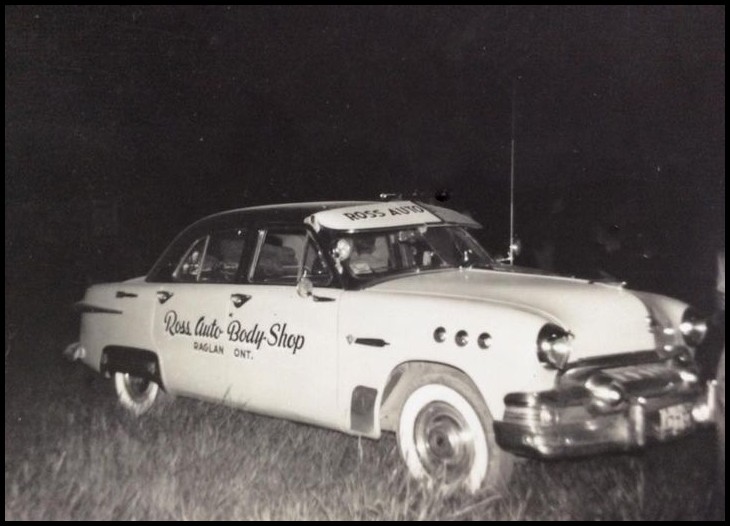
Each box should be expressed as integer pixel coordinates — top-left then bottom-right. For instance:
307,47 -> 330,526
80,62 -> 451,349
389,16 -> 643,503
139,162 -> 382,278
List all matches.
157,291 -> 174,304
231,293 -> 252,308
312,295 -> 335,302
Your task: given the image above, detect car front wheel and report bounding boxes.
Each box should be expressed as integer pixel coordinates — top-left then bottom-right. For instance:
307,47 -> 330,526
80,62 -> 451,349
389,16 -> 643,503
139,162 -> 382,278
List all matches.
113,372 -> 160,416
397,376 -> 513,493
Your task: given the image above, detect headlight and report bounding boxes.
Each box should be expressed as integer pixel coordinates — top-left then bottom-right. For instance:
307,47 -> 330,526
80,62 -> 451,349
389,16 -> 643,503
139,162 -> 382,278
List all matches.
537,324 -> 573,371
679,307 -> 708,347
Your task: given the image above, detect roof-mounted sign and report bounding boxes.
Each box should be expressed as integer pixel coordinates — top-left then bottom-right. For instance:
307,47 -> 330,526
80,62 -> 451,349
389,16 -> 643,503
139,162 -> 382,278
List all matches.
307,201 -> 447,231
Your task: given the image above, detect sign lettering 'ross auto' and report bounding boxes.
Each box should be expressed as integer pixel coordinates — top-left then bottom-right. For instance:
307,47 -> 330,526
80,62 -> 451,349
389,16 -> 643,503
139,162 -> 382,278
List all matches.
163,309 -> 305,355
343,204 -> 426,221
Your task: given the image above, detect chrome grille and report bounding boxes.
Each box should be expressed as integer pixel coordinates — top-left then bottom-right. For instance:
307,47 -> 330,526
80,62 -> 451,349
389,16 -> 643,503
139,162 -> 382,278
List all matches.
602,362 -> 682,399
605,363 -> 671,383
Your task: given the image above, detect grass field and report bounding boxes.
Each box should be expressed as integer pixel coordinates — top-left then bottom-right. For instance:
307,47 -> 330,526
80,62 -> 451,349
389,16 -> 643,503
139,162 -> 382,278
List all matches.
4,292 -> 724,520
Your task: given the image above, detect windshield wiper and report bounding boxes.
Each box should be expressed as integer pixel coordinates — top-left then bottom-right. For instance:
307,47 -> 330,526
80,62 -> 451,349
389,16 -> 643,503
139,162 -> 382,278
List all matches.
459,249 -> 471,269
459,249 -> 492,269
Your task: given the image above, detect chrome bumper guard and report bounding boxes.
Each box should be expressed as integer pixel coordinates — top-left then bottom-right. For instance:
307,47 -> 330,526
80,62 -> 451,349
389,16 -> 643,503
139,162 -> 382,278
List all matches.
62,341 -> 86,362
495,374 -> 716,459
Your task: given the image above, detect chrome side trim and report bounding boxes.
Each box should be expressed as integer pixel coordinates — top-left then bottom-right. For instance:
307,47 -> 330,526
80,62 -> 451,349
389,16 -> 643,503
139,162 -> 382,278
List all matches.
354,338 -> 390,347
74,302 -> 122,315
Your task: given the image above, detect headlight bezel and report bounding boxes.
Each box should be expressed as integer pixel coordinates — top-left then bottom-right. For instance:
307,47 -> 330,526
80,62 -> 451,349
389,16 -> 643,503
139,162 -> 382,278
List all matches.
537,323 -> 573,371
679,307 -> 708,348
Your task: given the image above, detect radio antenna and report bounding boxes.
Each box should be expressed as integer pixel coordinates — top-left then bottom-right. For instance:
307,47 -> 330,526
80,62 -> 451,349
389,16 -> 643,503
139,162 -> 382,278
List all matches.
508,78 -> 517,265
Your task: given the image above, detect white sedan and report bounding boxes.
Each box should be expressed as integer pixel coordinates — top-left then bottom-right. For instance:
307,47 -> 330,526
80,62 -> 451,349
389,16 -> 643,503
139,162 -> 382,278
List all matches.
66,200 -> 716,492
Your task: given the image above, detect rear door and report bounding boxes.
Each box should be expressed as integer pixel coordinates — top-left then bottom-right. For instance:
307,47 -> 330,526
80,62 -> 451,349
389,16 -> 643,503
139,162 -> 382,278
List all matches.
152,227 -> 247,400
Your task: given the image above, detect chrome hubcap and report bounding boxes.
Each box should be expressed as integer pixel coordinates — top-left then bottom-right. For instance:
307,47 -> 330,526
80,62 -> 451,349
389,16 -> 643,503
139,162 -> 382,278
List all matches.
413,401 -> 474,482
124,374 -> 152,402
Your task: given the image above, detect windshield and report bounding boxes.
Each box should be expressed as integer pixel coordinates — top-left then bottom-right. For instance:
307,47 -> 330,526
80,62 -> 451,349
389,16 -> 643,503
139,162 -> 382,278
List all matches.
330,225 -> 494,282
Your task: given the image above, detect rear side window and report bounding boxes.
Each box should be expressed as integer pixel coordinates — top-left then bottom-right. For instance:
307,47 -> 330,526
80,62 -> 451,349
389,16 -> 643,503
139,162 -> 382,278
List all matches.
249,229 -> 306,284
173,228 -> 246,283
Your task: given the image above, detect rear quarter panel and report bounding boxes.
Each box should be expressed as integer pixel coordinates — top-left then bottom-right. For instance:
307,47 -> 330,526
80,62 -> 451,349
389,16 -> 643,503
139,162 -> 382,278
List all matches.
79,278 -> 158,374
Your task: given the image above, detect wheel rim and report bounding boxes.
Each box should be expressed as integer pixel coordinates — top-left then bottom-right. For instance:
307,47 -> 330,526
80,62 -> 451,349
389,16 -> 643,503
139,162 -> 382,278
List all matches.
413,400 -> 475,483
123,374 -> 153,402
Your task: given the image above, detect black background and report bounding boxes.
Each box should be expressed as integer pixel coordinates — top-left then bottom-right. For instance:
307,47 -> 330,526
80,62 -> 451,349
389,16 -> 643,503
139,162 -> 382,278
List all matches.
5,6 -> 725,307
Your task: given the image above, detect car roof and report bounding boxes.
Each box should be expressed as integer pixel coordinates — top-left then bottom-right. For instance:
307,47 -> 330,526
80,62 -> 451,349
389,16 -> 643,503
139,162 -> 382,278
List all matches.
198,201 -> 376,225
193,200 -> 481,230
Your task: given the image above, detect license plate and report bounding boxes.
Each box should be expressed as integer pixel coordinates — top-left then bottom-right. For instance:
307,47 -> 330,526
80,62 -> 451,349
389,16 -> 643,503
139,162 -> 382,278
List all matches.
658,403 -> 693,438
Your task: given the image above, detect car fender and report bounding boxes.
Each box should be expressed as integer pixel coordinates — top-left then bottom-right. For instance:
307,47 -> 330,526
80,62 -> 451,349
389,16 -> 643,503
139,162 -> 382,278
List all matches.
339,290 -> 553,437
78,282 -> 158,374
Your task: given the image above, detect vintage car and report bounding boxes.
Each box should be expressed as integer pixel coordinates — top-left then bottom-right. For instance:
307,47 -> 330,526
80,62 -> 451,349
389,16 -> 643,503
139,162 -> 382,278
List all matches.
66,200 -> 717,492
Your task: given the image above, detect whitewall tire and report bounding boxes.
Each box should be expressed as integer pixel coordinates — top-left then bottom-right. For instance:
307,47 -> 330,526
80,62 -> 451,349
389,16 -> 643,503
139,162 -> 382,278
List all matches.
113,372 -> 160,416
397,377 -> 512,493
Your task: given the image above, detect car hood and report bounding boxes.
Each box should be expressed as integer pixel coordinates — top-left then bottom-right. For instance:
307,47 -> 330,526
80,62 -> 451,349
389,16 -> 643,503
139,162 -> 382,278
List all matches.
369,268 -> 660,357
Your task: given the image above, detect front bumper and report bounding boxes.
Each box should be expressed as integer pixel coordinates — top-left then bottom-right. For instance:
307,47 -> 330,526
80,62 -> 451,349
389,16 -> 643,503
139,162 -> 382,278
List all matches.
494,376 -> 716,459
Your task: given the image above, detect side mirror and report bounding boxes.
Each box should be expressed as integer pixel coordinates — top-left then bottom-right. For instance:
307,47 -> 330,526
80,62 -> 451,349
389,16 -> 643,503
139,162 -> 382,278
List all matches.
297,275 -> 314,298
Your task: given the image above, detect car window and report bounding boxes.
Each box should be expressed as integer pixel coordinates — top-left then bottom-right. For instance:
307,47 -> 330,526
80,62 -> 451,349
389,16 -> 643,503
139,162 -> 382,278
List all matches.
249,229 -> 307,284
349,234 -> 393,275
172,229 -> 246,283
174,237 -> 208,282
332,226 -> 494,283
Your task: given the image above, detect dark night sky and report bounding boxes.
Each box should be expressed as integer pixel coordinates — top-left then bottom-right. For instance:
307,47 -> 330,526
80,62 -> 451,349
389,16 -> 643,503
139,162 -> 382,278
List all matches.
4,5 -> 725,295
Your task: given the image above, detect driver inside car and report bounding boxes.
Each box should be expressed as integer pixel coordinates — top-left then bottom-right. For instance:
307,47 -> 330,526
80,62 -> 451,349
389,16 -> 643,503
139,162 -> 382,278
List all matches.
348,235 -> 390,275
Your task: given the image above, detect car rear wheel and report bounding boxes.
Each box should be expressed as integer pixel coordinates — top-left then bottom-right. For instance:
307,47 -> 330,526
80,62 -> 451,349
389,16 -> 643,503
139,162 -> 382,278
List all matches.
114,372 -> 159,416
717,349 -> 725,490
397,376 -> 513,493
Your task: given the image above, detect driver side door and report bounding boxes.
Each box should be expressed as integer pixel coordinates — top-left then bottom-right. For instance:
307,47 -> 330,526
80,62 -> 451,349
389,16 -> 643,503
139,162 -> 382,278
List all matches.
223,227 -> 342,427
